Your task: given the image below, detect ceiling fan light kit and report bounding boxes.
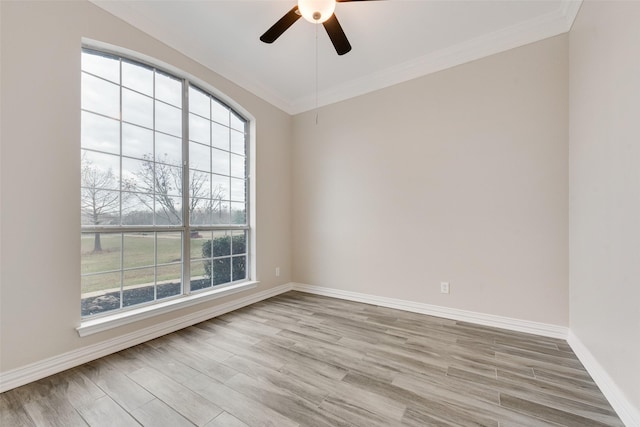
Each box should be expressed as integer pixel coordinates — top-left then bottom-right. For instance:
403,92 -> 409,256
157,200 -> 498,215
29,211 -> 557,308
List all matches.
260,0 -> 378,56
298,0 -> 336,23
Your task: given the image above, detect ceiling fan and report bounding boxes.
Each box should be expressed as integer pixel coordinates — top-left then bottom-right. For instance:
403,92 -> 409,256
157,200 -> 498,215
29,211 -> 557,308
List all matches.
260,0 -> 378,56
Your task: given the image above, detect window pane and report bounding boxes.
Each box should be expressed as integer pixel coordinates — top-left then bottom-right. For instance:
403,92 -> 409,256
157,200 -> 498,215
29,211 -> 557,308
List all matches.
157,264 -> 182,300
82,111 -> 120,155
230,178 -> 245,202
82,51 -> 119,84
230,130 -> 245,155
211,174 -> 230,200
123,233 -> 154,269
190,231 -> 211,260
81,232 -> 121,273
155,132 -> 182,165
122,88 -> 153,129
123,267 -> 155,307
190,198 -> 211,225
189,113 -> 210,145
230,154 -> 245,178
232,256 -> 246,281
155,195 -> 182,225
212,201 -> 230,225
211,122 -> 230,151
155,101 -> 182,137
231,202 -> 246,225
204,231 -> 230,257
122,123 -> 153,160
122,193 -> 154,225
212,100 -> 229,126
81,271 -> 122,317
190,170 -> 211,199
189,141 -> 210,172
189,86 -> 210,118
80,189 -> 120,226
122,60 -> 153,96
82,73 -> 119,119
156,71 -> 182,107
190,259 -> 211,292
230,112 -> 245,132
212,148 -> 230,176
157,232 -> 182,265
122,156 -> 147,189
212,258 -> 231,286
82,150 -> 121,188
231,231 -> 247,255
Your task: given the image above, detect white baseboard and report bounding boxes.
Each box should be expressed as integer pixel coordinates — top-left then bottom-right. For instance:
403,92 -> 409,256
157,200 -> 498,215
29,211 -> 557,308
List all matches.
291,283 -> 568,339
567,331 -> 640,427
0,283 -> 294,393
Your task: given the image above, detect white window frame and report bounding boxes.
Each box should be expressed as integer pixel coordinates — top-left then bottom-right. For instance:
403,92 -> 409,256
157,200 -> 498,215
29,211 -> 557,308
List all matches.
78,41 -> 257,337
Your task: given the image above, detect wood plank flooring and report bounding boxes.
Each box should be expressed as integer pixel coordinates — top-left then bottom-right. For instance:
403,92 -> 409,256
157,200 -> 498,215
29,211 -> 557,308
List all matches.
0,291 -> 624,426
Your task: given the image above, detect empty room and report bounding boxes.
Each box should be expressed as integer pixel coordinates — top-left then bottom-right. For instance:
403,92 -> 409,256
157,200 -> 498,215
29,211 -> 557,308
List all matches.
1,0 -> 638,426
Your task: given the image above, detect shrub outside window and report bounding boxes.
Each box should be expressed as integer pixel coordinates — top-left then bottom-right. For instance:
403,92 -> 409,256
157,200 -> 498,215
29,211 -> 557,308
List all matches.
81,48 -> 250,318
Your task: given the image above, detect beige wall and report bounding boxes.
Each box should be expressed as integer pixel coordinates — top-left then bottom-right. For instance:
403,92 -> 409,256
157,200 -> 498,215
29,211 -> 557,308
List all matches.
292,35 -> 569,326
569,0 -> 640,411
0,0 -> 292,372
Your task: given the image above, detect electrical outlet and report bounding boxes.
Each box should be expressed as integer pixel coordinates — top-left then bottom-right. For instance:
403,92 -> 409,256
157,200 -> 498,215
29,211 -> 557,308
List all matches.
275,267 -> 280,277
440,282 -> 450,294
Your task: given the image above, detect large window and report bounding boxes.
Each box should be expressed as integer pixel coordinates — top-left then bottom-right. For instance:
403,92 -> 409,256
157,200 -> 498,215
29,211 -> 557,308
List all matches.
81,48 -> 249,318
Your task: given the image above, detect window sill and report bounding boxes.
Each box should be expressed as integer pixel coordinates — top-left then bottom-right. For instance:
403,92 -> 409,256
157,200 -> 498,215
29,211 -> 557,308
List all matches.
77,281 -> 258,337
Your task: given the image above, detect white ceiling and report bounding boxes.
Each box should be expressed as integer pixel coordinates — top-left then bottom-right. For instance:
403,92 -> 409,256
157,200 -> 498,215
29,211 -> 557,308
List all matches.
91,0 -> 581,114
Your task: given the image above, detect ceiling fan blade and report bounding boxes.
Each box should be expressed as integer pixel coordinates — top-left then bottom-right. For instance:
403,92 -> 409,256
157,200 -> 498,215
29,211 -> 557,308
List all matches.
260,6 -> 301,44
322,14 -> 352,55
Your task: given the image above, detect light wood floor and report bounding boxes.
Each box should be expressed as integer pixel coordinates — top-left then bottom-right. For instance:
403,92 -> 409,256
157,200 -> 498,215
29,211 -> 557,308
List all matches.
1,291 -> 624,426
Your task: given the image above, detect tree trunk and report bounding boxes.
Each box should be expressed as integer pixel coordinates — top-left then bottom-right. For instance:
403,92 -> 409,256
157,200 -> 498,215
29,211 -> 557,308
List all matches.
93,232 -> 102,252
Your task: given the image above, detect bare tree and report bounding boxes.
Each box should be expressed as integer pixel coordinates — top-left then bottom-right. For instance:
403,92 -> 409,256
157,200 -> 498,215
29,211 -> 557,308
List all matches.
134,153 -> 225,224
81,155 -> 119,252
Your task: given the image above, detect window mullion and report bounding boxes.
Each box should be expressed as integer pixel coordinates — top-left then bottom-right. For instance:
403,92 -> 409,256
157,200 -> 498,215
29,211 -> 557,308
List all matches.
182,79 -> 191,294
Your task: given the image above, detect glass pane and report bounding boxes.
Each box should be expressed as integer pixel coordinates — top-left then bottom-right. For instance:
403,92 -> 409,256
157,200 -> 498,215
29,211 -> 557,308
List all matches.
156,71 -> 182,107
190,198 -> 211,225
157,232 -> 182,265
211,122 -> 230,151
122,157 -> 148,190
152,164 -> 182,196
189,141 -> 210,172
122,88 -> 153,129
231,231 -> 247,255
190,170 -> 211,199
212,258 -> 231,286
190,231 -> 211,260
209,231 -> 231,257
230,112 -> 245,132
81,271 -> 121,317
155,195 -> 182,225
230,130 -> 245,155
190,260 -> 211,292
212,100 -> 229,125
232,256 -> 246,281
122,123 -> 153,160
157,263 -> 182,299
82,51 -> 119,84
123,233 -> 154,269
155,132 -> 182,165
81,232 -> 121,273
230,178 -> 245,202
212,201 -> 230,225
212,148 -> 230,176
121,192 -> 154,225
211,174 -> 230,200
231,202 -> 246,225
81,188 -> 120,226
189,113 -> 210,145
81,111 -> 120,155
230,154 -> 245,178
81,150 -> 120,189
189,86 -> 210,118
122,60 -> 153,96
82,73 -> 119,119
123,267 -> 155,307
155,101 -> 182,137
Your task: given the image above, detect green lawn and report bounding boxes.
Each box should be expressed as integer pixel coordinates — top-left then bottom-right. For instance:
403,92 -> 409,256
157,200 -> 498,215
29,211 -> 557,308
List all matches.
81,232 -> 210,294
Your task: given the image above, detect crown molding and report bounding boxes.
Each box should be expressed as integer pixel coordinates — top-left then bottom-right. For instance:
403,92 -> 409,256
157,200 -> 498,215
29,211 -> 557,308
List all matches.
290,0 -> 583,114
